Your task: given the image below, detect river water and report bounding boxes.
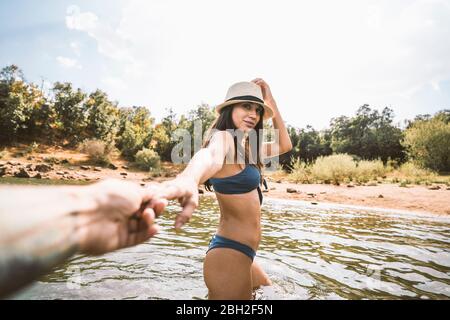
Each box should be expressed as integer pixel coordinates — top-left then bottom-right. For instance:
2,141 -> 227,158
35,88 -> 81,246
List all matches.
11,196 -> 450,300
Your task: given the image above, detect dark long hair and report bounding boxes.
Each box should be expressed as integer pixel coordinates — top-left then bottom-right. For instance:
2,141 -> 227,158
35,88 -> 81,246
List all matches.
203,104 -> 264,191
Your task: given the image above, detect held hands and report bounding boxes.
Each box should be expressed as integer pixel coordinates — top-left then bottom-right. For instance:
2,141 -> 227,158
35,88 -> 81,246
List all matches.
78,178 -> 198,255
157,176 -> 199,230
77,179 -> 166,254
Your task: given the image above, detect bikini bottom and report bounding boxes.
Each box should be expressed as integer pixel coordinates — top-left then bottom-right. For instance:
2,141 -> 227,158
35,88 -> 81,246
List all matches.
206,234 -> 256,261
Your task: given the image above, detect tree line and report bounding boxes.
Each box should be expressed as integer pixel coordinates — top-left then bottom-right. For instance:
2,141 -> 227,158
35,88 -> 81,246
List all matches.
1,65 -> 448,172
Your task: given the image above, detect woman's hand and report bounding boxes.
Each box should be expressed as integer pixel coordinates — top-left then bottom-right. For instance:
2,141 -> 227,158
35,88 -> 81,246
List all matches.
251,78 -> 275,104
158,176 -> 199,230
252,77 -> 292,156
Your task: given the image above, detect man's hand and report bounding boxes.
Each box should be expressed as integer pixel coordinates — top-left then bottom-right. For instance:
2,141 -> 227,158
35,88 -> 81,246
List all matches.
77,179 -> 167,254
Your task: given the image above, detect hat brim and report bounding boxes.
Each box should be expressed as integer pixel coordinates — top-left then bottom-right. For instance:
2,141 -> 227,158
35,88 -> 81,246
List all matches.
215,100 -> 274,120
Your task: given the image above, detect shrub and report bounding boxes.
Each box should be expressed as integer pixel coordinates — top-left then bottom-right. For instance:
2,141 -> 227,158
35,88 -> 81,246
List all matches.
288,157 -> 311,183
386,158 -> 399,171
311,154 -> 356,185
388,161 -> 437,185
355,159 -> 386,183
23,142 -> 40,155
399,162 -> 436,179
135,148 -> 161,171
79,139 -> 113,165
43,156 -> 60,164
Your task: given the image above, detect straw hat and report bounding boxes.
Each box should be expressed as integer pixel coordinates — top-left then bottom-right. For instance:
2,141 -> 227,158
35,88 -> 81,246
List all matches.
215,81 -> 274,120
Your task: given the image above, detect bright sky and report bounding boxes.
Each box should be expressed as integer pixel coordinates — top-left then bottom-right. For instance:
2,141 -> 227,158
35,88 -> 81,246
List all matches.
1,0 -> 449,129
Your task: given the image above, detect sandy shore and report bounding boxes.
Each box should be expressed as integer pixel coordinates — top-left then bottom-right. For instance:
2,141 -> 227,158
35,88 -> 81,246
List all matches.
261,181 -> 450,216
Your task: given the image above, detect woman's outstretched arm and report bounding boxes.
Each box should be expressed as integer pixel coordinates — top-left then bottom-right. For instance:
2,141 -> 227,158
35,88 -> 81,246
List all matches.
159,130 -> 235,229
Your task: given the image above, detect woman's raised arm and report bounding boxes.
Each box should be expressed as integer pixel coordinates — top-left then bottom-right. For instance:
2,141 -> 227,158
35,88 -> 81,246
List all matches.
252,78 -> 293,158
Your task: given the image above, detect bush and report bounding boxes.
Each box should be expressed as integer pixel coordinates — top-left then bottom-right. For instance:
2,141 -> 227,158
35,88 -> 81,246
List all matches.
43,156 -> 60,164
79,139 -> 113,165
399,181 -> 409,188
288,157 -> 311,183
385,158 -> 398,172
23,142 -> 40,155
398,162 -> 433,177
355,159 -> 386,183
399,162 -> 437,184
135,148 -> 161,171
311,154 -> 356,185
387,161 -> 437,185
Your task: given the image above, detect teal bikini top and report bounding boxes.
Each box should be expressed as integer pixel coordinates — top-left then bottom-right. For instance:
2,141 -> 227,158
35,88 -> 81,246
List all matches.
208,165 -> 263,204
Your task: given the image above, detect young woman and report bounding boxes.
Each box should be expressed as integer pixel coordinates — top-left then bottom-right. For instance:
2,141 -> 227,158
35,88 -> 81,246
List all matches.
164,78 -> 292,299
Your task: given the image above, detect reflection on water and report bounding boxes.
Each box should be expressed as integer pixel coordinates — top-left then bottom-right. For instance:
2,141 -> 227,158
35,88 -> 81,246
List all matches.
11,196 -> 450,300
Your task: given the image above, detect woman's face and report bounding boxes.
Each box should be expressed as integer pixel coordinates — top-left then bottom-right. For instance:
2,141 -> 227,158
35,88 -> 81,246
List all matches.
231,102 -> 263,132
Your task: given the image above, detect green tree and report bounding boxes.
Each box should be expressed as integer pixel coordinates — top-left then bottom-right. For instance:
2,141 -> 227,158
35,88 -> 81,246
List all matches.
52,82 -> 87,145
330,105 -> 405,162
117,106 -> 154,159
85,90 -> 119,144
373,107 -> 405,163
434,109 -> 450,123
0,64 -> 24,84
276,125 -> 298,169
152,108 -> 178,161
187,103 -> 216,134
151,124 -> 171,160
0,65 -> 49,143
278,125 -> 332,169
403,110 -> 450,172
0,80 -> 29,143
297,126 -> 332,163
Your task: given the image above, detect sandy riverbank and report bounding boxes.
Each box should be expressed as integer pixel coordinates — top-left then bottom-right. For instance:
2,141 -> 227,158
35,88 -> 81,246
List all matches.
261,181 -> 450,216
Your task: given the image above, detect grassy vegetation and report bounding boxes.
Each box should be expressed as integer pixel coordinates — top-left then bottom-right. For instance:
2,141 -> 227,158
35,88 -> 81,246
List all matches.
78,139 -> 115,166
284,154 -> 449,186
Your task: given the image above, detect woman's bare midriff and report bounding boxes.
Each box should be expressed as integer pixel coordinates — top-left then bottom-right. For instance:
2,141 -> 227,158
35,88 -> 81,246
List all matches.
214,190 -> 261,251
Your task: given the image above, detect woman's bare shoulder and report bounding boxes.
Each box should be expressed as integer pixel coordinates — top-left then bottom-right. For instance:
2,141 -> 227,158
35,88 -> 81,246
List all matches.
208,130 -> 235,152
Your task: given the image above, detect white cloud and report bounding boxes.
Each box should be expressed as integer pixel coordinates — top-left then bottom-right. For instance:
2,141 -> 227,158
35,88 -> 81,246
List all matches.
56,56 -> 82,69
65,5 -> 132,62
66,5 -> 98,30
69,41 -> 81,56
431,81 -> 440,92
64,0 -> 450,128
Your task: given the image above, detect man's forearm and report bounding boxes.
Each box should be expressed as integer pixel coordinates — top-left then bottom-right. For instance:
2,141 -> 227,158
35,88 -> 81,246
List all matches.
0,185 -> 98,297
0,222 -> 79,298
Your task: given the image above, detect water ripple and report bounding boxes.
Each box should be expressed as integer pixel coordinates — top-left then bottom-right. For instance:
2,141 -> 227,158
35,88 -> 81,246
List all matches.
12,197 -> 450,300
